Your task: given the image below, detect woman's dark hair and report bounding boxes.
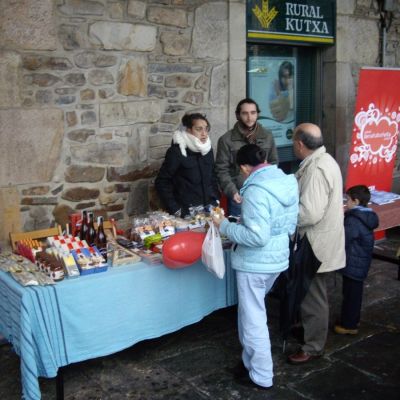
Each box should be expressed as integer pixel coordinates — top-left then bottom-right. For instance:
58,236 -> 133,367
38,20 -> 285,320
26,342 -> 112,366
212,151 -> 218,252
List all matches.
278,61 -> 294,91
181,113 -> 210,130
346,185 -> 371,207
235,98 -> 260,116
236,144 -> 266,167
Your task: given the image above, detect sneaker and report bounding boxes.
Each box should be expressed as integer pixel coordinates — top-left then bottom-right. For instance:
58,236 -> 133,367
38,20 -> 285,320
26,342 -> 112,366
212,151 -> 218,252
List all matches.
334,325 -> 358,335
227,361 -> 248,379
234,374 -> 273,391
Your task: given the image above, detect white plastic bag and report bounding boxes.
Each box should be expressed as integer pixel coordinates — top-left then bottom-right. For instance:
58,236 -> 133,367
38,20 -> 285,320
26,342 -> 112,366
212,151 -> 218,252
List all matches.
201,221 -> 225,279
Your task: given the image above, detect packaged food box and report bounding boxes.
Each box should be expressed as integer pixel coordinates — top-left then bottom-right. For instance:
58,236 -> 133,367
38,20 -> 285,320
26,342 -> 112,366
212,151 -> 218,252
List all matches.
71,246 -> 107,275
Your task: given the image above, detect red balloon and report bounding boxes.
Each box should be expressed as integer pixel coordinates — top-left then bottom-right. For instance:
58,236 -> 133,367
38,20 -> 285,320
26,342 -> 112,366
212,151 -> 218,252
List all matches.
162,231 -> 206,269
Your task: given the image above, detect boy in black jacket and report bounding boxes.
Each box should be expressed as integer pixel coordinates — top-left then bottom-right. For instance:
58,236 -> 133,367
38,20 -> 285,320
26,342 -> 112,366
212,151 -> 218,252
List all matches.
334,185 -> 379,335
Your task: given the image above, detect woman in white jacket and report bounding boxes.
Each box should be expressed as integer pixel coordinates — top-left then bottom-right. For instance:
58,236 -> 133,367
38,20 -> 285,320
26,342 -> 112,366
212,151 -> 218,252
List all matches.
213,144 -> 299,390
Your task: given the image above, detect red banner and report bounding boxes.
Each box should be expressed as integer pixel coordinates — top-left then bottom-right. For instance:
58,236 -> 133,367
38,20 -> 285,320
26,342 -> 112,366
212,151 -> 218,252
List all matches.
346,68 -> 400,191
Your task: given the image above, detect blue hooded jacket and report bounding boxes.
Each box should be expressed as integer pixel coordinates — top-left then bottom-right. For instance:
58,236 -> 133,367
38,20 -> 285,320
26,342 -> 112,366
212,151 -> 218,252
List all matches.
341,206 -> 379,281
219,165 -> 299,273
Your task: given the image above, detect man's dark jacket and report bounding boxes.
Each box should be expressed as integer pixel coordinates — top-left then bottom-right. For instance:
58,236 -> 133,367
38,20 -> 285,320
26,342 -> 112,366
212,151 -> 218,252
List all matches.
155,144 -> 219,216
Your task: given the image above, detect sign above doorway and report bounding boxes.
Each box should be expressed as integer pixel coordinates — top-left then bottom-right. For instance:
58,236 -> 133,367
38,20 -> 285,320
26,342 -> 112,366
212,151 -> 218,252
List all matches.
247,0 -> 335,46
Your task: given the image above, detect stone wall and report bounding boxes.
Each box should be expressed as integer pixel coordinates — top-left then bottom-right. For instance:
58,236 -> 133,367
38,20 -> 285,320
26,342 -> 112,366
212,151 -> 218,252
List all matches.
324,0 -> 400,191
0,0 -> 245,237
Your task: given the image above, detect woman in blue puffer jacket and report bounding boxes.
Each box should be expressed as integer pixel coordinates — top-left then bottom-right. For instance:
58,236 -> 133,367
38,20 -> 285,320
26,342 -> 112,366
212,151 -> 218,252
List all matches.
213,144 -> 299,390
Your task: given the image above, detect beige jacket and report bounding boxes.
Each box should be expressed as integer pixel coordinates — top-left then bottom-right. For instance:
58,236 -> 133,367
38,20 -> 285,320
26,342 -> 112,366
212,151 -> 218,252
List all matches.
296,146 -> 346,273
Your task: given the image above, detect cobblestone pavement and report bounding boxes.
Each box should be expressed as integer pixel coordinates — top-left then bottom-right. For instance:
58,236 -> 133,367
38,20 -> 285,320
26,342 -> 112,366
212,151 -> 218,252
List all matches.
1,233 -> 399,400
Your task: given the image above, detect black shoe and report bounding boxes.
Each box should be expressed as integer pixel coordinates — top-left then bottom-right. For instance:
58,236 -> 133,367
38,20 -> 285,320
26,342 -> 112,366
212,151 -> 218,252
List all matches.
234,374 -> 273,391
227,361 -> 248,379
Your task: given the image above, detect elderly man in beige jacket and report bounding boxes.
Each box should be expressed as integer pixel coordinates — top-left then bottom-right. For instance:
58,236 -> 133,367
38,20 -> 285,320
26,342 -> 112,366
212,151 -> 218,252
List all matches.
288,123 -> 345,364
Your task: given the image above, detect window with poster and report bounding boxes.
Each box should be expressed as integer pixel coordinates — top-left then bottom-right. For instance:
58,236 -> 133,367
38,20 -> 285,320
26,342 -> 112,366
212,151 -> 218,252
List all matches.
246,0 -> 336,168
247,44 -> 318,165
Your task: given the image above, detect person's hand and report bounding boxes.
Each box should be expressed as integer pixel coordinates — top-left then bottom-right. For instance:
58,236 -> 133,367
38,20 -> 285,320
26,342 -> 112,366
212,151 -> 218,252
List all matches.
269,95 -> 290,122
211,214 -> 225,229
233,192 -> 242,204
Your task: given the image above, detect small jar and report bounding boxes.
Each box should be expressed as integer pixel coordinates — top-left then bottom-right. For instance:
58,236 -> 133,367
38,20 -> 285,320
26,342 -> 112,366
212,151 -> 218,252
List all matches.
50,263 -> 65,282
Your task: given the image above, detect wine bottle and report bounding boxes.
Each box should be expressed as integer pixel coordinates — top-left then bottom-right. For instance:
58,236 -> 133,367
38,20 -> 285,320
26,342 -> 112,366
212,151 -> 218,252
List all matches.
86,212 -> 97,246
96,216 -> 107,260
79,210 -> 88,241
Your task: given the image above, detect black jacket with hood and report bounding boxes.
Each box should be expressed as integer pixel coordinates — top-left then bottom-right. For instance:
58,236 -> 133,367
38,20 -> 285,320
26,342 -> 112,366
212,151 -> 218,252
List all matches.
341,207 -> 379,281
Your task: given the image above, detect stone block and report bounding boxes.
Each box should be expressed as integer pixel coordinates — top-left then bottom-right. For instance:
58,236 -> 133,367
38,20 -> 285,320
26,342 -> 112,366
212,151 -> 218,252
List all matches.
109,1 -> 124,19
148,84 -> 166,98
0,51 -> 22,107
182,90 -> 203,105
25,73 -> 61,87
70,142 -> 125,165
118,57 -> 147,97
36,90 -> 53,104
161,112 -> 181,125
337,0 -> 356,15
204,106 -> 228,145
107,163 -> 160,182
149,146 -> 169,160
59,24 -> 88,50
65,73 -> 86,86
81,88 -> 95,101
128,125 -> 149,162
100,100 -> 161,127
147,7 -> 187,27
65,165 -> 105,183
67,129 -> 96,143
210,63 -> 227,106
88,70 -> 114,85
0,187 -> 22,243
149,64 -> 203,73
160,31 -> 190,56
66,111 -> 78,127
0,0 -> 57,50
89,22 -> 156,51
22,55 -> 73,71
336,63 -> 356,109
0,109 -> 63,186
95,55 -> 118,67
58,0 -> 104,16
336,16 -> 379,64
24,206 -> 51,231
81,111 -> 97,125
228,1 -> 246,61
53,204 -> 74,226
165,75 -> 192,88
61,187 -> 100,202
192,2 -> 228,60
98,88 -> 115,99
22,186 -> 50,196
149,134 -> 173,147
128,0 -> 146,18
99,193 -> 118,205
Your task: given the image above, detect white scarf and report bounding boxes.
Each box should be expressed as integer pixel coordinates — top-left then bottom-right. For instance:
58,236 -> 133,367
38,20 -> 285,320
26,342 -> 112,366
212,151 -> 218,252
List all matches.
172,129 -> 212,157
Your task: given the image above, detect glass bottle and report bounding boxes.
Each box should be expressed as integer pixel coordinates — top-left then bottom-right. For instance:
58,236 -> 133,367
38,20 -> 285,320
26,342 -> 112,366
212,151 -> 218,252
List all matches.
86,212 -> 97,247
79,210 -> 88,241
96,216 -> 107,260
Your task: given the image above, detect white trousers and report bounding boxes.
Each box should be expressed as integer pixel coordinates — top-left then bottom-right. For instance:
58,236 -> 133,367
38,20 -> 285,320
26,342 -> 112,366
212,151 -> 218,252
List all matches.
236,271 -> 280,388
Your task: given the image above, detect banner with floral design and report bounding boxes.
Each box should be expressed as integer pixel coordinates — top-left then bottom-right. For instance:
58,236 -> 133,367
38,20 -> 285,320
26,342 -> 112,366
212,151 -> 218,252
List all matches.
346,68 -> 400,191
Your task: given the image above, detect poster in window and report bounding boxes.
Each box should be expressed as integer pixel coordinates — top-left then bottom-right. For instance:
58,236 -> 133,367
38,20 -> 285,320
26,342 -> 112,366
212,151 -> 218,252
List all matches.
248,56 -> 296,147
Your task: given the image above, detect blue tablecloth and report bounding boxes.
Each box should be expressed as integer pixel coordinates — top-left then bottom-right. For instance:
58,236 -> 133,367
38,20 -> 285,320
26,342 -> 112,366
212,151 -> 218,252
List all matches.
0,255 -> 237,400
